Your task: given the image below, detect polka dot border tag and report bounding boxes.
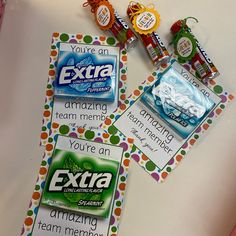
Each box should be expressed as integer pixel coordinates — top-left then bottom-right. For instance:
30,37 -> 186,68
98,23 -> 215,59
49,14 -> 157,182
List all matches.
101,58 -> 234,183
40,33 -> 128,146
21,129 -> 133,236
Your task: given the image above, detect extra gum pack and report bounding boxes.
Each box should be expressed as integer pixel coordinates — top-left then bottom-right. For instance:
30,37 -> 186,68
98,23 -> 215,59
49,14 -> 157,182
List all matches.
54,43 -> 118,103
141,61 -> 216,139
42,148 -> 119,218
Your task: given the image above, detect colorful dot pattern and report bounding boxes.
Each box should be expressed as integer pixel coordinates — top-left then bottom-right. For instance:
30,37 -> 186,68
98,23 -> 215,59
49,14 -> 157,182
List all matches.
40,32 -> 128,146
21,130 -> 133,236
102,58 -> 234,183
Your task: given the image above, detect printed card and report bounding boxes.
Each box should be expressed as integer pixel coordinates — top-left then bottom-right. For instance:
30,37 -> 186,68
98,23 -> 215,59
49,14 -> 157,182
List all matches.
101,59 -> 234,183
21,130 -> 133,236
41,33 -> 127,145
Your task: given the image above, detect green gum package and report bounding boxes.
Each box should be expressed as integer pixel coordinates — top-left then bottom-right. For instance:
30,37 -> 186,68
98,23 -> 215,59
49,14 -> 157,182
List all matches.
42,149 -> 119,218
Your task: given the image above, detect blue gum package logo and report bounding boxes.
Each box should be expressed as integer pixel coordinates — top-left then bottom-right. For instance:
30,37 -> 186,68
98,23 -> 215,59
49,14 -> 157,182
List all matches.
141,66 -> 215,139
54,51 -> 117,102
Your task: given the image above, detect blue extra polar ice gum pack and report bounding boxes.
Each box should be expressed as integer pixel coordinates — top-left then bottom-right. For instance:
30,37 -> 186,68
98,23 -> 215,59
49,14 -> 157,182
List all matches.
141,61 -> 215,139
54,44 -> 118,102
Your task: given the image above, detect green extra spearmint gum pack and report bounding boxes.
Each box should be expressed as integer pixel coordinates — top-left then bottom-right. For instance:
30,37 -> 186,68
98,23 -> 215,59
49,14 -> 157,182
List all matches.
41,149 -> 119,218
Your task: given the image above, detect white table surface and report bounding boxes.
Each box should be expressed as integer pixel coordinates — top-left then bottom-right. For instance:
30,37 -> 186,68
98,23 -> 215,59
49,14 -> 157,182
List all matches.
0,0 -> 236,235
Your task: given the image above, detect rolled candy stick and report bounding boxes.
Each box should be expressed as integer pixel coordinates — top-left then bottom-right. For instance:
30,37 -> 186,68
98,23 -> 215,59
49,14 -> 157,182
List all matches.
170,17 -> 220,82
83,0 -> 138,50
127,1 -> 170,68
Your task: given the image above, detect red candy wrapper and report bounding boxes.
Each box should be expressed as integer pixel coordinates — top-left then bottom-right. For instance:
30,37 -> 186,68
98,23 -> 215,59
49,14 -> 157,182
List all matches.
0,0 -> 6,30
127,2 -> 170,68
83,0 -> 138,50
170,17 -> 220,82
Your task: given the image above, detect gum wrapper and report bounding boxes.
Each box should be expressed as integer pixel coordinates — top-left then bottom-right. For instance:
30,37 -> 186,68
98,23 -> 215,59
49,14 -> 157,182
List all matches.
54,50 -> 118,102
141,65 -> 215,139
41,149 -> 119,218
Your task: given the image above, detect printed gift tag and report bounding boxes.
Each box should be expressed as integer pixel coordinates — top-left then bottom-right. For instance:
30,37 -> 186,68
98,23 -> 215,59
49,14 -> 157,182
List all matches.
102,60 -> 234,183
41,33 -> 127,145
131,3 -> 160,35
95,0 -> 115,30
21,130 -> 133,236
